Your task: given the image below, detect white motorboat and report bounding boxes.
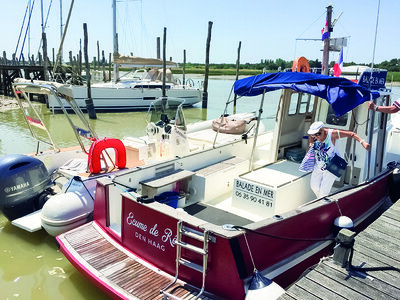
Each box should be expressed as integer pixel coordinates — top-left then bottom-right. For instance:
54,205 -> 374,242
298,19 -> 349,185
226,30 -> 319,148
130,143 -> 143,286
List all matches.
3,81 -> 251,236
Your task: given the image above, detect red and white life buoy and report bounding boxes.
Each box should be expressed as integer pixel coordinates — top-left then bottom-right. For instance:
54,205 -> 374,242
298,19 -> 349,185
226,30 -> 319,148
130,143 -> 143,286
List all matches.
88,138 -> 126,173
292,57 -> 310,73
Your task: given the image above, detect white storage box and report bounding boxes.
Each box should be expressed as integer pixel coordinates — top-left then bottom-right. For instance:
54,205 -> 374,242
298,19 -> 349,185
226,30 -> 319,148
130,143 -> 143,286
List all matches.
232,160 -> 313,218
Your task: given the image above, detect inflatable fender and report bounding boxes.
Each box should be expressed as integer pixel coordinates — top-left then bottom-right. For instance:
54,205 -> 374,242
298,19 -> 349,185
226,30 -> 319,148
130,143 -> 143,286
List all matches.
389,167 -> 400,203
88,138 -> 126,173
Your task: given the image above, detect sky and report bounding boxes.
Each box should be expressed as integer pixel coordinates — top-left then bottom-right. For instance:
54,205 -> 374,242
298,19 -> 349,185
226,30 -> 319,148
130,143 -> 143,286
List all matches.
1,0 -> 399,66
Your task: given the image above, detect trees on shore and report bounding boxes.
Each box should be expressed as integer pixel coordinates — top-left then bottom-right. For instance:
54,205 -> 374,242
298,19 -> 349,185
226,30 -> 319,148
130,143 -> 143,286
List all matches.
184,58 -> 400,72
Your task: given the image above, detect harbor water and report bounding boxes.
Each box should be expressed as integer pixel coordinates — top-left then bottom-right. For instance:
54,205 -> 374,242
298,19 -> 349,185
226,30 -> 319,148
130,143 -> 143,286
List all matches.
0,76 -> 277,299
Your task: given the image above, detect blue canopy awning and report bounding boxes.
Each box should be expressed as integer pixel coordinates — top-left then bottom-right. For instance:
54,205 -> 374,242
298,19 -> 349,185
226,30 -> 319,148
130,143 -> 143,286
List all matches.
233,72 -> 380,116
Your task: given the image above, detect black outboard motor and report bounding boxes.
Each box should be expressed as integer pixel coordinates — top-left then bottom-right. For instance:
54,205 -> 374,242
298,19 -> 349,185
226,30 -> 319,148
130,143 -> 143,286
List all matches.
0,154 -> 52,221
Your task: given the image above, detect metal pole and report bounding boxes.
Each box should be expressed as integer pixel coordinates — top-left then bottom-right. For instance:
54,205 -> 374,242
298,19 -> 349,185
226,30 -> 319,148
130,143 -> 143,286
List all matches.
249,90 -> 266,171
53,0 -> 74,76
162,27 -> 167,98
366,0 -> 381,179
183,49 -> 186,85
112,0 -> 118,83
322,5 -> 332,75
59,0 -> 63,63
233,41 -> 241,112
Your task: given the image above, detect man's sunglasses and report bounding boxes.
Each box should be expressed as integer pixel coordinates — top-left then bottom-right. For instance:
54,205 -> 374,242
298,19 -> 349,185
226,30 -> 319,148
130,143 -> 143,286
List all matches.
312,130 -> 322,137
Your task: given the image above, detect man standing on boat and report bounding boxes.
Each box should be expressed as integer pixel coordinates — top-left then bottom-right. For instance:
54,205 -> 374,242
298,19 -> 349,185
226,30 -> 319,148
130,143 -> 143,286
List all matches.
368,99 -> 400,114
307,121 -> 370,198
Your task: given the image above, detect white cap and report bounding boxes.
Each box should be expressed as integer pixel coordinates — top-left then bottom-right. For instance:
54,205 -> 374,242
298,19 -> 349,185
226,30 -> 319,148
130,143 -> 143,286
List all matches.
307,121 -> 324,135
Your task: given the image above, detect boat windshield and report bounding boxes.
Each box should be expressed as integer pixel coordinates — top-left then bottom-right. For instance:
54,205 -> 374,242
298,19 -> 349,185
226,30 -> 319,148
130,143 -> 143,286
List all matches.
146,97 -> 187,131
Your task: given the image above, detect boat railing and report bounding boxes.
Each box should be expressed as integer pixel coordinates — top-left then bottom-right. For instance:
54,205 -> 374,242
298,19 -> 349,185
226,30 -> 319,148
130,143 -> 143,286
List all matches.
12,80 -> 99,155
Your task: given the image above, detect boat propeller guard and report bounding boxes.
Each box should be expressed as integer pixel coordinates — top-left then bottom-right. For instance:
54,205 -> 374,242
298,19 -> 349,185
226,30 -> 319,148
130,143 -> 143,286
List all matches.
88,138 -> 126,173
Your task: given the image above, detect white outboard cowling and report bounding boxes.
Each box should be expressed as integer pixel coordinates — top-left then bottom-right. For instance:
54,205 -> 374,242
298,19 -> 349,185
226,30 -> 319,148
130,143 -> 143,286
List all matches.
41,177 -> 96,236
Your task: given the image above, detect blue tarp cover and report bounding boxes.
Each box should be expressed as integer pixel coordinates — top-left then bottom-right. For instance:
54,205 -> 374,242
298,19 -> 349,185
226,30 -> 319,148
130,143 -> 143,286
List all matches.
233,72 -> 380,116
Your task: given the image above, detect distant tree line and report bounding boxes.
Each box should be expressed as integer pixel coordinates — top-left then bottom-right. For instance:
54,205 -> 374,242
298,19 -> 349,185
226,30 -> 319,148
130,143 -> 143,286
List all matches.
184,58 -> 400,72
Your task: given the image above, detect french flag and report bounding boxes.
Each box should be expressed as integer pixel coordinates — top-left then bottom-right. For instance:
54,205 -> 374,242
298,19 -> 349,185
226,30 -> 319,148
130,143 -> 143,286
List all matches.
321,21 -> 330,41
333,49 -> 343,77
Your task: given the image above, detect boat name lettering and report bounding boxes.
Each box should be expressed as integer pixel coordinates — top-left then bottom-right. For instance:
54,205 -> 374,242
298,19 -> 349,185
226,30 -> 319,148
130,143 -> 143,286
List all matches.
126,212 -> 147,232
127,211 -> 176,251
4,181 -> 30,193
149,224 -> 159,237
162,228 -> 176,247
148,239 -> 165,251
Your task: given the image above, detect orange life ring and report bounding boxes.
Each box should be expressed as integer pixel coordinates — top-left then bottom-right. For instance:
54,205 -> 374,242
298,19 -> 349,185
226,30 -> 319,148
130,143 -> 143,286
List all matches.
292,57 -> 310,73
88,138 -> 126,173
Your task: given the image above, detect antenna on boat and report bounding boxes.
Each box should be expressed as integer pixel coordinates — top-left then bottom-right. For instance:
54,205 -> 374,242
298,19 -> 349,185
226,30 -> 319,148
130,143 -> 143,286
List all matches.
366,0 -> 381,179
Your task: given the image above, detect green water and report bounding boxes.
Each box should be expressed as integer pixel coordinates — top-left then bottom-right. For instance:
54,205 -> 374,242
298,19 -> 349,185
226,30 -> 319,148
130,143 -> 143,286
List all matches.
0,77 -> 278,299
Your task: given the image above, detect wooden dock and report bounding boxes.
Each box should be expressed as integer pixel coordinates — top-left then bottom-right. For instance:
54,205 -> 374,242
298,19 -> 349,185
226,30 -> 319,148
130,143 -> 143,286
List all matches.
57,222 -> 221,300
280,199 -> 400,299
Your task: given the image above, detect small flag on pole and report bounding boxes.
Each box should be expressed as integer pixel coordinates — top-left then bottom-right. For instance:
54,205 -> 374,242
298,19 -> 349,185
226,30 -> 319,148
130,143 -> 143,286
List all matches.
321,21 -> 330,41
27,116 -> 46,130
333,49 -> 343,77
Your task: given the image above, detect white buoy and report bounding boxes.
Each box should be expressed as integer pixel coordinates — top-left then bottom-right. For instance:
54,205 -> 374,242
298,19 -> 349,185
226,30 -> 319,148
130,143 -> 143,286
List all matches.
245,270 -> 285,300
334,216 -> 354,235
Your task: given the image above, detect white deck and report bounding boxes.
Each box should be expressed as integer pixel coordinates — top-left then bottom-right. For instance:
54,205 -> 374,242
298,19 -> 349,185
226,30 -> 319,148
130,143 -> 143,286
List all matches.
11,210 -> 42,232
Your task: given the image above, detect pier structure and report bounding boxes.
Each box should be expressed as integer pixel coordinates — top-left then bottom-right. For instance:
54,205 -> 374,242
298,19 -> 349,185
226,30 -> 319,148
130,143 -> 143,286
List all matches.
281,199 -> 400,299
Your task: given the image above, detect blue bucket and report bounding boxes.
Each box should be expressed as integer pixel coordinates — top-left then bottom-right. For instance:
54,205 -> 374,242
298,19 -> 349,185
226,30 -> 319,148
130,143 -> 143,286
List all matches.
154,191 -> 179,208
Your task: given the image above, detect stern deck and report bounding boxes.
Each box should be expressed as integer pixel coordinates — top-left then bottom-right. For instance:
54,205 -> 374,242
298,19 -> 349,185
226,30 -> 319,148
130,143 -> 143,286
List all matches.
57,221 -> 221,299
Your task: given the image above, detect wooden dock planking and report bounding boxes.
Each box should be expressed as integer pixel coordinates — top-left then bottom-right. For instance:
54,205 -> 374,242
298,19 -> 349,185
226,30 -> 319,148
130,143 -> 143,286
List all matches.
59,222 -> 221,299
281,199 -> 400,299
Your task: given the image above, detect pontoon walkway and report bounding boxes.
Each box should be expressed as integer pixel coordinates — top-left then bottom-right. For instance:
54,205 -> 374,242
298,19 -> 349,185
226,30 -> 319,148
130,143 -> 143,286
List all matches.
280,199 -> 400,299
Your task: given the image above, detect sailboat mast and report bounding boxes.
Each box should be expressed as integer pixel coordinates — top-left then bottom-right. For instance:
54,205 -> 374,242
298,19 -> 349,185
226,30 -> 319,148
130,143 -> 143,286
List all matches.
113,0 -> 118,83
59,0 -> 63,63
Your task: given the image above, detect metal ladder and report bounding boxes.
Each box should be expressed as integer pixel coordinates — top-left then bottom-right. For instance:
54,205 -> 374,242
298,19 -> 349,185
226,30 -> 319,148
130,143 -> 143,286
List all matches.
161,220 -> 210,299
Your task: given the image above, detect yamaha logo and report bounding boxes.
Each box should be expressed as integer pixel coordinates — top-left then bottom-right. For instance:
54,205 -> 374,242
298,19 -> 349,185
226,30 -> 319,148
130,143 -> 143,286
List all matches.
4,182 -> 30,193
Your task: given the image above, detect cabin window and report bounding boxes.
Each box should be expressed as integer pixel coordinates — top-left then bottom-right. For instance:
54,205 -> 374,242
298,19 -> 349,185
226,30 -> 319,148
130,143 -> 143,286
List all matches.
288,93 -> 299,115
325,106 -> 348,126
309,96 -> 315,113
299,93 -> 312,114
